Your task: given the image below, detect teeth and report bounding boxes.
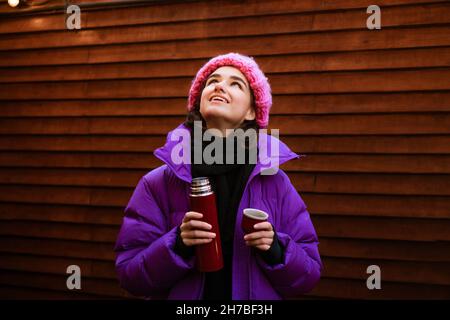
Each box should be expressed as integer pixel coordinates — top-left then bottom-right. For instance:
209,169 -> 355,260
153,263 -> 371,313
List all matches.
211,96 -> 226,102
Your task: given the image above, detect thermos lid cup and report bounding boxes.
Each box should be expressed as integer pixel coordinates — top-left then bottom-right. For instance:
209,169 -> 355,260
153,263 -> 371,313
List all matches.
243,208 -> 269,220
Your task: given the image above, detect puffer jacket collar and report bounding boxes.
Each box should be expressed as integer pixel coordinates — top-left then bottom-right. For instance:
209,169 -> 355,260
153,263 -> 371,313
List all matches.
154,123 -> 300,183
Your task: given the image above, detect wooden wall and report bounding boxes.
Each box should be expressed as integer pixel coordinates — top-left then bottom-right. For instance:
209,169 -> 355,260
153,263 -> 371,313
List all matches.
0,0 -> 449,299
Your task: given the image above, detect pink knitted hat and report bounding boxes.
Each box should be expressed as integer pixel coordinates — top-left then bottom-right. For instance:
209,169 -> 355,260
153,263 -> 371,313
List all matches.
187,53 -> 272,128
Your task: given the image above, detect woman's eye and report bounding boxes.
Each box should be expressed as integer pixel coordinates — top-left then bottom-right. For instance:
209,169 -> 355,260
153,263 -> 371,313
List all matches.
207,79 -> 218,85
232,82 -> 242,89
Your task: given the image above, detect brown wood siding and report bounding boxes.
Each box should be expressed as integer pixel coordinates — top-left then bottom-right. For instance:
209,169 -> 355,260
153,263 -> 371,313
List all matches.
0,0 -> 449,299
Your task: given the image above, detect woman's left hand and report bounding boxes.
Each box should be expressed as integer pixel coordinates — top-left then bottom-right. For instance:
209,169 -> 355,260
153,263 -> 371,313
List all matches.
243,222 -> 274,251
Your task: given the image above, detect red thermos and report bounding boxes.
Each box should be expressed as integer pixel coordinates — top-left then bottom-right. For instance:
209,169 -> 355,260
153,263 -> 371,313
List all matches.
189,177 -> 224,272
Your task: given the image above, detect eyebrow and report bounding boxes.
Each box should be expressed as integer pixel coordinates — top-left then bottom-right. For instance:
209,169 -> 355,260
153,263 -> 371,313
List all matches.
207,73 -> 248,89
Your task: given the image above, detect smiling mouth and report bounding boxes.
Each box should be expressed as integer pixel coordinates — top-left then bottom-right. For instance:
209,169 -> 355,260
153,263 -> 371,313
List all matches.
209,95 -> 229,103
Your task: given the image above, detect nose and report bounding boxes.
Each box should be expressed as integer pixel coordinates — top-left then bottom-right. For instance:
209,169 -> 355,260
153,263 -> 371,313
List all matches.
213,81 -> 225,93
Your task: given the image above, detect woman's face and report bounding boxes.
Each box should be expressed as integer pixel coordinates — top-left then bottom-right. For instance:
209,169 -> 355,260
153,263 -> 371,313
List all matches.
199,66 -> 255,132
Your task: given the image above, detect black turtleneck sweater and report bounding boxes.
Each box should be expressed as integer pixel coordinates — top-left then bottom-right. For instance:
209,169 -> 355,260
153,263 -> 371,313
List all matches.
174,131 -> 283,300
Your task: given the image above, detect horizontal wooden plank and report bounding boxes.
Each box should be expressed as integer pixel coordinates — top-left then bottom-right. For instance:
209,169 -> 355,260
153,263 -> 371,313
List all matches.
0,220 -> 119,242
1,114 -> 450,135
292,172 -> 450,196
271,69 -> 450,94
0,60 -> 202,83
322,257 -> 450,285
0,117 -> 184,134
0,285 -> 111,300
72,0 -> 143,4
2,3 -> 450,51
284,154 -> 450,174
1,235 -> 448,263
308,277 -> 450,299
0,236 -> 116,261
1,151 -> 449,174
4,47 -> 450,83
0,135 -> 167,152
0,98 -> 187,117
0,151 -> 160,169
282,135 -> 450,154
1,168 -> 450,196
0,168 -> 146,188
319,237 -> 450,262
0,270 -> 126,298
306,194 -> 450,219
0,203 -> 123,225
1,25 -> 450,66
2,92 -> 450,118
0,253 -> 116,279
273,91 -> 450,113
2,69 -> 450,99
0,77 -> 189,100
0,0 -> 442,34
314,215 -> 450,241
1,135 -> 450,154
0,185 -> 132,206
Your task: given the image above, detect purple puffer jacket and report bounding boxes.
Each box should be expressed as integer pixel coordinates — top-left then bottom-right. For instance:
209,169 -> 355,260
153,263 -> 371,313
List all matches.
114,123 -> 322,300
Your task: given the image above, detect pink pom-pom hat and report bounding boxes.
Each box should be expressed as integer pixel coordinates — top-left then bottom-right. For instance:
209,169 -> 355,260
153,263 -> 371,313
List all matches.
187,53 -> 272,128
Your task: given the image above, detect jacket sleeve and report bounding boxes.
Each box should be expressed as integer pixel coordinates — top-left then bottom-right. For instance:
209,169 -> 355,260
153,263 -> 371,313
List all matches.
114,167 -> 195,297
256,172 -> 322,297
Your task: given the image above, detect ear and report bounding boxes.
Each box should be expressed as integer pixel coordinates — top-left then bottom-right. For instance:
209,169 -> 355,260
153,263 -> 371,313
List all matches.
244,107 -> 256,121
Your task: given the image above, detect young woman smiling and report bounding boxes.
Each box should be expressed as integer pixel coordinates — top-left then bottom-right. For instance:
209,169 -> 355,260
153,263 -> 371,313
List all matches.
114,53 -> 322,300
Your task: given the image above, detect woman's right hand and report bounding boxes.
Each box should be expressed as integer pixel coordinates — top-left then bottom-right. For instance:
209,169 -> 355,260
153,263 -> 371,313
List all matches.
180,211 -> 216,246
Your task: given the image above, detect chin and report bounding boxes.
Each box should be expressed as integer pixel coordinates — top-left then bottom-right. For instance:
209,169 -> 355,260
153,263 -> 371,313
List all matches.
201,105 -> 228,119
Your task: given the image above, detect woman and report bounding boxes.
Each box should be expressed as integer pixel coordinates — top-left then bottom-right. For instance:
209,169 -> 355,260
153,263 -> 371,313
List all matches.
114,53 -> 322,300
